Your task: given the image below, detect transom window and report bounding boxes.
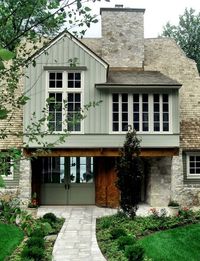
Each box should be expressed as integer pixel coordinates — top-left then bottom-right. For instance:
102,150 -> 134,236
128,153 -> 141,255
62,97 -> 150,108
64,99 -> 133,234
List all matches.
47,71 -> 83,132
111,93 -> 170,133
187,153 -> 200,178
41,157 -> 93,184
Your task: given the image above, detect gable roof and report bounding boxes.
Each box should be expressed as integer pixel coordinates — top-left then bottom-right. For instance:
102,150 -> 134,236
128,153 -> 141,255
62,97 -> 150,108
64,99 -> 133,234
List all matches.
28,30 -> 109,69
96,70 -> 182,88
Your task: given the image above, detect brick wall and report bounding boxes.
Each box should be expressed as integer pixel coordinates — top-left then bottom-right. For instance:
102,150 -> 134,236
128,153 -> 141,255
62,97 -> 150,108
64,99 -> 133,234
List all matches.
144,38 -> 200,149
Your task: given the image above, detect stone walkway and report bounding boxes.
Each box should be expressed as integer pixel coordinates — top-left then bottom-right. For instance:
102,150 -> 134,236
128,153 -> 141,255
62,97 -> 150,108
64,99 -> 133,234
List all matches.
37,206 -> 117,261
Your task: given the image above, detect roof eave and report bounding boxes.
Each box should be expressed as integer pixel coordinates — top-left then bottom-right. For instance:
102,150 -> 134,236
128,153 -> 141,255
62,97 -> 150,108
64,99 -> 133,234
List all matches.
95,83 -> 182,89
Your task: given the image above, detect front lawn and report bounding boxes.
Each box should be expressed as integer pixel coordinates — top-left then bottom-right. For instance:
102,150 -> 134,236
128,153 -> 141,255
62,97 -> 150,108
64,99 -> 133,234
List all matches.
96,208 -> 200,261
0,223 -> 24,261
140,223 -> 200,261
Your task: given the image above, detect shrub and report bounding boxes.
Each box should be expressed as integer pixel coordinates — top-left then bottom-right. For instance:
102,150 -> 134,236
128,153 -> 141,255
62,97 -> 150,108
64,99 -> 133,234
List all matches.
117,235 -> 136,251
178,208 -> 194,220
110,228 -> 127,239
30,228 -> 45,238
35,221 -> 52,236
26,236 -> 45,248
0,199 -> 21,224
21,245 -> 45,261
99,217 -> 113,229
43,212 -> 57,224
125,244 -> 145,261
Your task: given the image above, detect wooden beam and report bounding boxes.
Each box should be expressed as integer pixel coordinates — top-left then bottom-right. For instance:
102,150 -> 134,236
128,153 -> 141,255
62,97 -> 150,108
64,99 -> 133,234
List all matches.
23,148 -> 179,157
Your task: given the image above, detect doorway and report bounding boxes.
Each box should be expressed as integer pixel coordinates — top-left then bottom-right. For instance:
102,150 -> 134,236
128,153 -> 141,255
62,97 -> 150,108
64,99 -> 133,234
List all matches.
33,157 -> 95,205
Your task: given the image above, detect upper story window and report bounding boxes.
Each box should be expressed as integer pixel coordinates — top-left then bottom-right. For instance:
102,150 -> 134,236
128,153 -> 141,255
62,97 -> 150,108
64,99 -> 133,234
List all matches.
186,153 -> 200,179
111,93 -> 170,133
47,71 -> 83,133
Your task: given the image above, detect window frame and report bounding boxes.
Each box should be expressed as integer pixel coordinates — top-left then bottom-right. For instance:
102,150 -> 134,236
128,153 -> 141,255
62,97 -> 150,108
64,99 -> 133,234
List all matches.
46,70 -> 84,134
110,92 -> 172,134
186,152 -> 200,179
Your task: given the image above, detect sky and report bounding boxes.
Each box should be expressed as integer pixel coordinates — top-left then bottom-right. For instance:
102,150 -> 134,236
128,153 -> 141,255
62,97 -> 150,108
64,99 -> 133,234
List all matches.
84,0 -> 200,38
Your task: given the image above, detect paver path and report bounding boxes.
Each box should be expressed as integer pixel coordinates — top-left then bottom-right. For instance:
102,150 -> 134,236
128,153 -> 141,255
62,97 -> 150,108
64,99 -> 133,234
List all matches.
37,206 -> 117,261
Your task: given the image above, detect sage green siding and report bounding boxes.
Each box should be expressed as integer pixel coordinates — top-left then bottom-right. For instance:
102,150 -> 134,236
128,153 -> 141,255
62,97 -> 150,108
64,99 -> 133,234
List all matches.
24,34 -> 108,137
26,134 -> 179,148
24,34 -> 180,149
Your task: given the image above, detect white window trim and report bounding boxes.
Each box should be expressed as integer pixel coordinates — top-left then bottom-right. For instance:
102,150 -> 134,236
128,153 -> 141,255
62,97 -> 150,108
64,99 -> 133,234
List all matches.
46,71 -> 84,134
186,152 -> 200,179
109,92 -> 172,134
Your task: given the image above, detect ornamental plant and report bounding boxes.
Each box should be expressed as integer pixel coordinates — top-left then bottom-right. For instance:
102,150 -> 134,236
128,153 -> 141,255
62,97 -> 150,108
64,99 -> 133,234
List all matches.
116,128 -> 143,218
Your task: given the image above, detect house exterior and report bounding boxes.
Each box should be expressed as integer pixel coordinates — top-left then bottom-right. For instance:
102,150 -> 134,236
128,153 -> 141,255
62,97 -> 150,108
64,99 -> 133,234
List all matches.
1,6 -> 200,208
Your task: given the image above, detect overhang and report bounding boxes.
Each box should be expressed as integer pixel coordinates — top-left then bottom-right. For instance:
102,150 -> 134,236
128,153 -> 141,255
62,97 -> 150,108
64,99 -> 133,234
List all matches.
95,71 -> 182,89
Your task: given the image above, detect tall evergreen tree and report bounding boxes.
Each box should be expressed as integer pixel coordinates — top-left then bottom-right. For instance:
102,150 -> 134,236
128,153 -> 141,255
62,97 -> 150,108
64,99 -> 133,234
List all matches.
116,129 -> 143,218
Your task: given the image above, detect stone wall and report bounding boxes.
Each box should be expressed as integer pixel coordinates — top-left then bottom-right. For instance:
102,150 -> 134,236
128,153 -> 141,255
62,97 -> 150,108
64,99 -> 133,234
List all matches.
145,38 -> 200,206
146,157 -> 171,206
100,8 -> 144,68
18,158 -> 32,207
0,72 -> 23,150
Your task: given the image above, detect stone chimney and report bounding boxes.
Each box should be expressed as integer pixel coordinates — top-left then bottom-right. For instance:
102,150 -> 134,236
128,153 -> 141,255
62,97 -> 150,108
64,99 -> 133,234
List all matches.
100,7 -> 145,68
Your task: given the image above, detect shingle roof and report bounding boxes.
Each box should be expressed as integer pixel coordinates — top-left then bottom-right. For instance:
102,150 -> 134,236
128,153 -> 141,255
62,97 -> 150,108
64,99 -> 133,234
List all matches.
96,70 -> 182,88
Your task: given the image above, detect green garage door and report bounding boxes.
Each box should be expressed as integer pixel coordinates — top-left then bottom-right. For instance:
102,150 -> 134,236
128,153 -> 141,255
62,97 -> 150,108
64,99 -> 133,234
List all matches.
40,157 -> 95,205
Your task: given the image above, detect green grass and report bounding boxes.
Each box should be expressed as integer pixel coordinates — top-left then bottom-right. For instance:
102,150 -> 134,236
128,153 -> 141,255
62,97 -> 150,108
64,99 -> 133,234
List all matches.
140,223 -> 200,261
0,222 -> 24,261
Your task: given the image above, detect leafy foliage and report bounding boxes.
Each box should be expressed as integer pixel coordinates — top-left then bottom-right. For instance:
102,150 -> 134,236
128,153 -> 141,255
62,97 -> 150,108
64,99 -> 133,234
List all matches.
110,227 -> 127,240
116,129 -> 143,218
97,209 -> 200,261
125,244 -> 144,261
0,0 -> 109,51
0,0 -> 107,177
117,235 -> 136,251
162,8 -> 200,72
42,212 -> 57,224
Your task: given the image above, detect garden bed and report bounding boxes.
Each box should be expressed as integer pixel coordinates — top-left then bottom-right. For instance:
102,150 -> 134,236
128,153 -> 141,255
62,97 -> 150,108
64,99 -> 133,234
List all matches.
96,208 -> 200,261
0,199 -> 64,261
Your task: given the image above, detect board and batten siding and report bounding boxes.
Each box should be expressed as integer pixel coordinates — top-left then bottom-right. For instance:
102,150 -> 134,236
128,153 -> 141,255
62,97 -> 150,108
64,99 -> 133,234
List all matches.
24,34 -> 108,147
24,34 -> 180,149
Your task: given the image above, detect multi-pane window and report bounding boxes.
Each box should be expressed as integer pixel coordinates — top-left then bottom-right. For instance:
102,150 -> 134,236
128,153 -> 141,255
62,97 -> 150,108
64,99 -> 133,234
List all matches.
112,93 -> 170,133
48,93 -> 62,131
153,94 -> 169,132
187,154 -> 200,178
142,94 -> 149,131
133,94 -> 140,131
70,157 -> 93,183
68,73 -> 81,88
112,93 -> 128,131
41,157 -> 93,184
47,71 -> 82,132
49,72 -> 62,88
67,93 -> 81,131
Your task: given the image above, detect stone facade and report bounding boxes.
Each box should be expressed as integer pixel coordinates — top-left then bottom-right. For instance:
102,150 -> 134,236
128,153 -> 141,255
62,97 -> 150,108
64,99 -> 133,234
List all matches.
144,39 -> 200,206
83,8 -> 200,207
100,8 -> 145,68
146,157 -> 172,206
18,158 -> 32,206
